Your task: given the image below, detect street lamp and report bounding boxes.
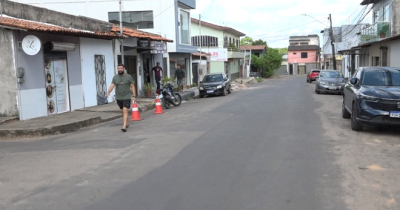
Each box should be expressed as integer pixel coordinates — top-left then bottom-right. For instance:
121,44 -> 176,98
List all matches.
301,14 -> 328,27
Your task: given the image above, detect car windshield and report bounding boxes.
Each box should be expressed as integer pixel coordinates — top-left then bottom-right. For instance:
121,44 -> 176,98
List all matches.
319,71 -> 344,78
203,74 -> 224,82
362,70 -> 400,86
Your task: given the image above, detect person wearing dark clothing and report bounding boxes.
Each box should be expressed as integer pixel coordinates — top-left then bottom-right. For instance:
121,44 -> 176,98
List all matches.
174,64 -> 185,92
152,62 -> 163,90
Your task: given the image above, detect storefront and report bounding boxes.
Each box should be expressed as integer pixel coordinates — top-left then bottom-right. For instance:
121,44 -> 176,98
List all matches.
169,53 -> 192,88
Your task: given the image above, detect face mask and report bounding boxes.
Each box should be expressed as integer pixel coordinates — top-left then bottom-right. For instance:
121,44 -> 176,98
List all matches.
118,71 -> 124,75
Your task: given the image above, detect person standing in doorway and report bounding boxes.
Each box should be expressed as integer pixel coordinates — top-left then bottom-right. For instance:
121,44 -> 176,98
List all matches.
107,63 -> 136,132
175,64 -> 185,92
152,62 -> 163,90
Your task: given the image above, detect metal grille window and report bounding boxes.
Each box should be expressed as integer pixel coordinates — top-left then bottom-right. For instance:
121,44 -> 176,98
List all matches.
108,11 -> 153,29
94,55 -> 108,105
191,36 -> 218,47
301,52 -> 308,58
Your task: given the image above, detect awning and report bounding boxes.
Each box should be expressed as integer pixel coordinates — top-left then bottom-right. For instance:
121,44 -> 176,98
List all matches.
338,46 -> 370,55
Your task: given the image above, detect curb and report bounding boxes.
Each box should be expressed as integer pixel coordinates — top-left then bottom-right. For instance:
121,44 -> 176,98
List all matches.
0,115 -> 121,140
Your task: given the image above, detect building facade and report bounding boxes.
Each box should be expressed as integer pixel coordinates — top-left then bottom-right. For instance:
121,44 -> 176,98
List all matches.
287,35 -> 321,75
191,18 -> 245,81
11,0 -> 198,90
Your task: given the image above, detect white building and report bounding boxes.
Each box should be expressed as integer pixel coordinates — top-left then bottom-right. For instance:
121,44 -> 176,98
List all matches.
13,0 -> 198,91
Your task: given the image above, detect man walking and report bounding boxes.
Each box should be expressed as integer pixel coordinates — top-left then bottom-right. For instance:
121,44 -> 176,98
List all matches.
174,64 -> 185,92
152,62 -> 163,90
107,64 -> 136,132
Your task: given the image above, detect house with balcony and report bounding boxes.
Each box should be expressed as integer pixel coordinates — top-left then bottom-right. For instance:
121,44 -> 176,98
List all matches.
191,18 -> 246,81
11,0 -> 198,93
287,35 -> 321,75
355,0 -> 400,68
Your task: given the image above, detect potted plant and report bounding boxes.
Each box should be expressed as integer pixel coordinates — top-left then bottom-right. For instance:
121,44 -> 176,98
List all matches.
161,76 -> 170,85
143,82 -> 154,97
379,24 -> 389,38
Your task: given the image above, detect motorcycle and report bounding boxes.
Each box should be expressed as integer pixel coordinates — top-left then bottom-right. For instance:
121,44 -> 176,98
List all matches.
158,82 -> 182,109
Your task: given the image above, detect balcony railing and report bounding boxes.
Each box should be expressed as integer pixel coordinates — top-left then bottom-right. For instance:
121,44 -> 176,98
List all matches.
360,21 -> 391,44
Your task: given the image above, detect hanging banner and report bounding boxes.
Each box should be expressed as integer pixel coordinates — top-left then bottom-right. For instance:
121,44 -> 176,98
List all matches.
209,48 -> 228,62
150,41 -> 167,54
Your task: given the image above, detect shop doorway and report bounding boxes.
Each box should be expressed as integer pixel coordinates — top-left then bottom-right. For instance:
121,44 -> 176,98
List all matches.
44,51 -> 70,115
94,55 -> 108,105
192,63 -> 199,85
118,56 -> 138,96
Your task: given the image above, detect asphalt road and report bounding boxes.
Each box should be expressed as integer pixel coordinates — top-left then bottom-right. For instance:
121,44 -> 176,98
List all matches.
1,76 -> 399,210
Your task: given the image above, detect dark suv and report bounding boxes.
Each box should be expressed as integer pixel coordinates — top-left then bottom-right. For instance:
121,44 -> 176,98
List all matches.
199,73 -> 231,98
342,67 -> 400,131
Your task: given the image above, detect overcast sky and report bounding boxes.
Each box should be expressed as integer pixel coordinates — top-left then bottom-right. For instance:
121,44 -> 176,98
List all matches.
191,0 -> 372,48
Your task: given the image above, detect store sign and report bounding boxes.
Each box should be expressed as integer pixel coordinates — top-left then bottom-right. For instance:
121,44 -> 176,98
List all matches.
22,35 -> 41,55
150,41 -> 167,54
138,40 -> 150,47
209,48 -> 227,62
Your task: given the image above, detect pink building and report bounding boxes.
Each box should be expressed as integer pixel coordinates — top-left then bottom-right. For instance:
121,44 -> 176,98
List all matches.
287,35 -> 321,75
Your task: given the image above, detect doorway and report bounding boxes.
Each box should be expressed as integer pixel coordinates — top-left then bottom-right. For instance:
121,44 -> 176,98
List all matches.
298,65 -> 306,75
118,56 -> 138,95
44,51 -> 70,115
192,63 -> 199,85
289,64 -> 293,75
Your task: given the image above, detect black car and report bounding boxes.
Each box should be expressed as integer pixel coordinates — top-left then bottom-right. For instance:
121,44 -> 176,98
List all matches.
199,73 -> 231,98
342,67 -> 400,131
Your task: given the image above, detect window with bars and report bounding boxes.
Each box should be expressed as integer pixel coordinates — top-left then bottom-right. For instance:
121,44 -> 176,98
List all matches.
191,36 -> 219,47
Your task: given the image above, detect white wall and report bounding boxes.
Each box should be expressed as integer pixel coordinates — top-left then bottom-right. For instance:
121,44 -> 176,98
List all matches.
79,37 -> 115,107
19,88 -> 47,120
15,0 -> 178,52
390,39 -> 400,67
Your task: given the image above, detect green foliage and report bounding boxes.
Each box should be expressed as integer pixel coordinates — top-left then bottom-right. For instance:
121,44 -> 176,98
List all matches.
240,36 -> 253,46
252,39 -> 267,47
161,77 -> 170,84
277,47 -> 288,54
144,82 -> 154,92
192,83 -> 197,87
228,43 -> 239,52
379,24 -> 389,35
250,47 -> 283,78
256,78 -> 263,83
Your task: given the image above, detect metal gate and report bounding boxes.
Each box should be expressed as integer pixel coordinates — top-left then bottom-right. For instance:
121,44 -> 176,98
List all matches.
94,55 -> 108,105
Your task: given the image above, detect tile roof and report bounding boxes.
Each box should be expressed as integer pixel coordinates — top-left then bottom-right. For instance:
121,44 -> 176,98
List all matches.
0,15 -> 123,39
240,45 -> 266,50
192,51 -> 211,57
111,25 -> 173,42
191,18 -> 246,37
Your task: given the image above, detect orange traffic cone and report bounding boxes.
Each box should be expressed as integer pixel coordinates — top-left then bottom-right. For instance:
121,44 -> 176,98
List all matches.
131,101 -> 143,121
154,97 -> 164,114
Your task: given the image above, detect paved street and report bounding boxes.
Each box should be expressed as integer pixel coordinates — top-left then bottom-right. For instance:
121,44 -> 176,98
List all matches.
1,76 -> 399,210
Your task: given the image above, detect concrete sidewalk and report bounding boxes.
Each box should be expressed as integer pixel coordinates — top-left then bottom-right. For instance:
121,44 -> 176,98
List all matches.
0,90 -> 199,140
0,99 -> 154,140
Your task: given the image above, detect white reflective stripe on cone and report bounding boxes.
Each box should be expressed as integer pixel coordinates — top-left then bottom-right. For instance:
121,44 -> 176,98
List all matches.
156,102 -> 161,105
132,107 -> 139,111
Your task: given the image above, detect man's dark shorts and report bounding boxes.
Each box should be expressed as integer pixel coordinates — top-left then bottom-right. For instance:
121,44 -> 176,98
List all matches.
117,99 -> 131,109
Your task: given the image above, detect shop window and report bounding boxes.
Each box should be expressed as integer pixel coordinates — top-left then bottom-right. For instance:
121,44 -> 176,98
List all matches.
108,11 -> 153,29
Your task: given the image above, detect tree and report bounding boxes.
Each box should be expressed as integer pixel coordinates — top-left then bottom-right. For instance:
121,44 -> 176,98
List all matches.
252,39 -> 267,47
240,36 -> 253,46
277,47 -> 288,54
250,47 -> 283,78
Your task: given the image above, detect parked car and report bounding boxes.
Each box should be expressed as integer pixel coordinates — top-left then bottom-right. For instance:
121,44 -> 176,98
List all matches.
315,70 -> 346,94
199,73 -> 231,98
307,69 -> 320,83
342,67 -> 400,131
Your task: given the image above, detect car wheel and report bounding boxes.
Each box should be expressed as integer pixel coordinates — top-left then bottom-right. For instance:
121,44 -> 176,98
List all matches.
315,89 -> 320,94
342,100 -> 351,119
223,87 -> 227,96
200,94 -> 204,98
227,86 -> 232,94
351,103 -> 363,131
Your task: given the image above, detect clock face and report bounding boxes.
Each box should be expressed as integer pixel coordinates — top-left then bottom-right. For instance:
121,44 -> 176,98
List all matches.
22,35 -> 41,56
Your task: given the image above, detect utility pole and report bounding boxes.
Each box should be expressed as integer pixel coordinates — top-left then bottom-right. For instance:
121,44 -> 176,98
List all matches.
199,14 -> 202,68
329,14 -> 336,70
119,0 -> 124,65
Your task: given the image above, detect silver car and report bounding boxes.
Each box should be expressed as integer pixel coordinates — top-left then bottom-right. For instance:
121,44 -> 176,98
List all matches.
315,70 -> 346,94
